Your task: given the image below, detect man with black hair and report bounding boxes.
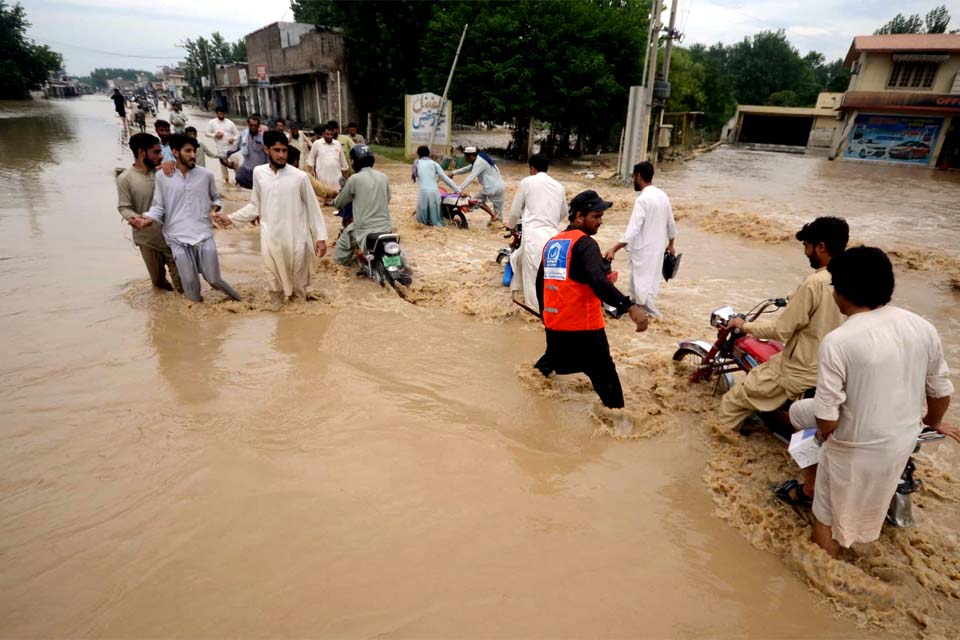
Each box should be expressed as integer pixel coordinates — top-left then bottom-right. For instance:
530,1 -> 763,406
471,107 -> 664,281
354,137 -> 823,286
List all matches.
111,88 -> 128,133
184,126 -> 218,169
452,146 -> 505,223
604,161 -> 676,318
506,153 -> 566,308
128,134 -> 241,303
205,106 -> 238,185
226,115 -> 267,189
116,133 -> 181,292
328,119 -> 354,154
534,191 -> 649,410
347,122 -> 365,145
785,246 -> 955,556
332,144 -> 393,266
719,217 -> 849,438
215,131 -> 327,306
308,123 -> 348,190
154,119 -> 176,176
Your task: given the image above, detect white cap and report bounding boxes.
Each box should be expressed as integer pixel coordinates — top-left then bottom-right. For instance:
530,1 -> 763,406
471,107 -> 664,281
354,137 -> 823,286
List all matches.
464,146 -> 477,154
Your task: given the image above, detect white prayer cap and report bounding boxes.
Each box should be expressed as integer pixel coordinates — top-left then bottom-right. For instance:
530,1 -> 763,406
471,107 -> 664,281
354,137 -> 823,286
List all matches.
464,146 -> 477,154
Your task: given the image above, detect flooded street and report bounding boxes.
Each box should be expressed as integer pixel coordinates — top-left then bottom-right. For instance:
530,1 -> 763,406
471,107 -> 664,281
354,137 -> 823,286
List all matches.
1,97 -> 958,638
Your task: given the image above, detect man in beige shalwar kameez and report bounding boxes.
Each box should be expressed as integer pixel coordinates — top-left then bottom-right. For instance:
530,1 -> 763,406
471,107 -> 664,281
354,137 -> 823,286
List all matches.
787,247 -> 956,556
721,218 -> 849,442
216,131 -> 328,306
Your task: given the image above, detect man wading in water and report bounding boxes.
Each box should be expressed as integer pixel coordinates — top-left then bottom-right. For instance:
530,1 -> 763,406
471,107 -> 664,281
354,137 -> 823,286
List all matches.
535,190 -> 649,410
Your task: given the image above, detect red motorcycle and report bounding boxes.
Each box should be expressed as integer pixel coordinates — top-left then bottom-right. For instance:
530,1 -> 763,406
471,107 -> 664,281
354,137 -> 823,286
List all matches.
675,297 -> 944,527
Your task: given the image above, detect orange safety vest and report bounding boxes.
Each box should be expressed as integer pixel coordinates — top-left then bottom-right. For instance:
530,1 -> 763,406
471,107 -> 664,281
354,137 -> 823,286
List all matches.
541,229 -> 605,331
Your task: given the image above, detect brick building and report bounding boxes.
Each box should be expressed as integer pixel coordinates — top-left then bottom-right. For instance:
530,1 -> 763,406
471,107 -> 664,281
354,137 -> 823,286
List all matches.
241,22 -> 358,128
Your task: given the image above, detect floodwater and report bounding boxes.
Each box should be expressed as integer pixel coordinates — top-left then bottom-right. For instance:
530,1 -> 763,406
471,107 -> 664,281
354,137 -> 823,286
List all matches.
1,96 -> 958,638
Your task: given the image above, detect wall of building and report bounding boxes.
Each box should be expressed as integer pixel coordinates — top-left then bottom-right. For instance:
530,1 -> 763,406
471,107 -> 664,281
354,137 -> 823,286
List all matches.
849,52 -> 960,93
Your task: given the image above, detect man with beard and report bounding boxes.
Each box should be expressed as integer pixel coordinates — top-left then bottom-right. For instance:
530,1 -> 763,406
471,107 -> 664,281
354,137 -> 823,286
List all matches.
720,217 -> 849,460
154,119 -> 176,176
214,131 -> 327,307
116,133 -> 181,292
128,134 -> 241,303
226,115 -> 268,189
205,106 -> 239,185
534,190 -> 649,410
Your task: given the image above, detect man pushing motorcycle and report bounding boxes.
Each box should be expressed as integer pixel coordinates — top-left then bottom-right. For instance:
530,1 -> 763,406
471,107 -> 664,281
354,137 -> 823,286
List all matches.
719,217 -> 850,474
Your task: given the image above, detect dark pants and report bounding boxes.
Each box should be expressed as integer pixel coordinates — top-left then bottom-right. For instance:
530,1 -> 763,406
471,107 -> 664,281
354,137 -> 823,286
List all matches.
536,328 -> 625,409
139,245 -> 182,292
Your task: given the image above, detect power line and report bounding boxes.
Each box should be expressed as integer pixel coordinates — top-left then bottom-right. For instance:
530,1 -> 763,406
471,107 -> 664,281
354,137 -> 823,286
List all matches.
35,38 -> 181,60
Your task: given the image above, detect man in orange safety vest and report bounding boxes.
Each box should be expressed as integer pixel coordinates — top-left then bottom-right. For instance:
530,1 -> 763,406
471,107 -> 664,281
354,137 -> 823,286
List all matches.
535,190 -> 650,408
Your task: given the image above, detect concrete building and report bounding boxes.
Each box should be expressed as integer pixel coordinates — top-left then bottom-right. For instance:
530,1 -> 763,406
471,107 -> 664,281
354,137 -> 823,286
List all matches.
832,33 -> 960,169
159,66 -> 188,100
243,22 -> 357,127
213,63 -> 252,115
725,92 -> 843,154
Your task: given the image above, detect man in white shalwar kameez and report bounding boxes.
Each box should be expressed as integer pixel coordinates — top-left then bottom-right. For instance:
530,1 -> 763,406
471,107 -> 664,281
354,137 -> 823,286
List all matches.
307,123 -> 348,191
604,161 -> 676,318
216,131 -> 328,306
505,153 -> 566,309
786,247 -> 956,557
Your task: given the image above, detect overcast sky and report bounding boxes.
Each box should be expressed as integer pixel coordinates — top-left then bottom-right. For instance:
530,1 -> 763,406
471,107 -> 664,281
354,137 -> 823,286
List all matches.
21,0 -> 958,76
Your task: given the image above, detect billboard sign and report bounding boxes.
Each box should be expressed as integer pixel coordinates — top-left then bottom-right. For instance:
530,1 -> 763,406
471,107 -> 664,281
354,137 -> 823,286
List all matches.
256,63 -> 269,88
404,92 -> 451,158
843,114 -> 942,165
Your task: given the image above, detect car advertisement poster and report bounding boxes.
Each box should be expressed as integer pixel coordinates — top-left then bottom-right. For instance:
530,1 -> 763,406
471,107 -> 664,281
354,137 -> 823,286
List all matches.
844,114 -> 942,164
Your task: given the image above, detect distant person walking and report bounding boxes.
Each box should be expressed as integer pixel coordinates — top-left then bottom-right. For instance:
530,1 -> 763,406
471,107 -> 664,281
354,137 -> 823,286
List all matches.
116,132 -> 181,292
111,88 -> 128,134
412,145 -> 460,226
604,161 -> 677,318
205,107 -> 239,185
128,134 -> 241,303
169,102 -> 188,134
226,115 -> 267,189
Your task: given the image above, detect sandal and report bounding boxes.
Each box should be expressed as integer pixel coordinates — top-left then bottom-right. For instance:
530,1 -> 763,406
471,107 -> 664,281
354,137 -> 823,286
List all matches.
773,479 -> 813,508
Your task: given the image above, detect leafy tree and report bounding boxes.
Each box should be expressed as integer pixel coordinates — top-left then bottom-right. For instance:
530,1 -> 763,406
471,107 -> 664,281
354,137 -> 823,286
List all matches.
665,47 -> 706,112
0,1 -> 64,99
874,6 -> 952,34
687,43 -> 737,130
727,31 -> 819,107
925,5 -> 951,33
293,0 -> 441,120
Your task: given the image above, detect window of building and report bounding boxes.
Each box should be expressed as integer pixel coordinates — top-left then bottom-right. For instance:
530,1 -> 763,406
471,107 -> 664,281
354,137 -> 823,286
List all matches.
888,62 -> 938,89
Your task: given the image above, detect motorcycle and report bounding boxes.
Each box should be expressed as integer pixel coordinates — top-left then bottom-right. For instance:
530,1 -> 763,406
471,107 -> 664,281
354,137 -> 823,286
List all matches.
355,233 -> 413,288
674,297 -> 945,527
439,188 -> 478,229
496,223 -> 521,266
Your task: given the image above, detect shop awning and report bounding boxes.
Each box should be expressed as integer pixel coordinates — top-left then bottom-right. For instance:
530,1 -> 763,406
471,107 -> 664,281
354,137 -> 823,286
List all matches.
841,91 -> 960,113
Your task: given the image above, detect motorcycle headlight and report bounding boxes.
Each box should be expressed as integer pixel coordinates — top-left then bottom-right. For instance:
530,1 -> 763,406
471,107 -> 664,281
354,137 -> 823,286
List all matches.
710,306 -> 736,328
383,242 -> 401,256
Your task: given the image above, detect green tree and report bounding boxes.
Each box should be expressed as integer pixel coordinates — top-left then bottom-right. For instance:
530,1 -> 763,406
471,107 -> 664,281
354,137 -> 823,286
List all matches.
874,6 -> 953,34
0,1 -> 64,99
293,0 -> 441,120
687,43 -> 737,130
727,31 -> 819,107
665,47 -> 706,112
82,68 -> 155,90
925,5 -> 951,33
230,39 -> 247,63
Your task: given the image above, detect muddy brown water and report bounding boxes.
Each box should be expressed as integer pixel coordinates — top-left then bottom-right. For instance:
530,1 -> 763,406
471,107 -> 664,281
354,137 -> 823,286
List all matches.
1,97 -> 958,638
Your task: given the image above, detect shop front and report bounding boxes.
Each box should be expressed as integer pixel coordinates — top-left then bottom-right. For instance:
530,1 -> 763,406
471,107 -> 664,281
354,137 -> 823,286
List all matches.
836,92 -> 960,169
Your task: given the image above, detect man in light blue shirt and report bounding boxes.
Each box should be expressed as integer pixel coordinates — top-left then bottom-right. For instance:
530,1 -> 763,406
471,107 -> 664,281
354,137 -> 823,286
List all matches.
452,146 -> 505,223
130,134 -> 241,303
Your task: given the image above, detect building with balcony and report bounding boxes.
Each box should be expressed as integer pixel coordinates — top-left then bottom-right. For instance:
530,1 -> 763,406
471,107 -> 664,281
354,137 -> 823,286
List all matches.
832,33 -> 960,169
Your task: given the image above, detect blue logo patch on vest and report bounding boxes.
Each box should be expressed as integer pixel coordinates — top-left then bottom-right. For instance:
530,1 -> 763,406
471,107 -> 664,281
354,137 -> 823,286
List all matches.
543,239 -> 570,281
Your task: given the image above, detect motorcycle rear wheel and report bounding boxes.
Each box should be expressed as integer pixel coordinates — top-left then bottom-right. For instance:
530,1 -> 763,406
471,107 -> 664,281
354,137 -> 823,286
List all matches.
452,211 -> 468,229
673,347 -> 734,395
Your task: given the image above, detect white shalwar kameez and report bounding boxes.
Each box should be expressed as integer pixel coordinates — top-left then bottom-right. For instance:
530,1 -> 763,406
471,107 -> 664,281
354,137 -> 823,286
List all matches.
791,305 -> 954,548
229,164 -> 328,300
307,139 -> 348,191
620,185 -> 676,316
505,171 -> 567,308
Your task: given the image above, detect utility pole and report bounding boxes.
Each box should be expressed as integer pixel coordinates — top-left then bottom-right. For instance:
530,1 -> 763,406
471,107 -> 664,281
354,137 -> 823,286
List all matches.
637,0 -> 664,169
619,0 -> 662,182
428,23 -> 468,152
651,0 -> 681,168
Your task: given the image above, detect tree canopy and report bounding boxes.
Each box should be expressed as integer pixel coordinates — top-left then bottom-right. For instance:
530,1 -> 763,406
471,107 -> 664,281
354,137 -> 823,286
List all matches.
875,5 -> 955,34
81,68 -> 155,90
0,1 -> 64,99
180,33 -> 246,99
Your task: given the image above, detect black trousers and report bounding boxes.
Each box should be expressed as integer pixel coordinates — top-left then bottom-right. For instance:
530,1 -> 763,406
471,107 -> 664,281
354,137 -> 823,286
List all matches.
535,328 -> 625,409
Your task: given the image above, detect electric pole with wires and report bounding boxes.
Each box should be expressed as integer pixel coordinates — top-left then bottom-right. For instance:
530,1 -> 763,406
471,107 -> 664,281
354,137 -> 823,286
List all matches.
651,0 -> 682,168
